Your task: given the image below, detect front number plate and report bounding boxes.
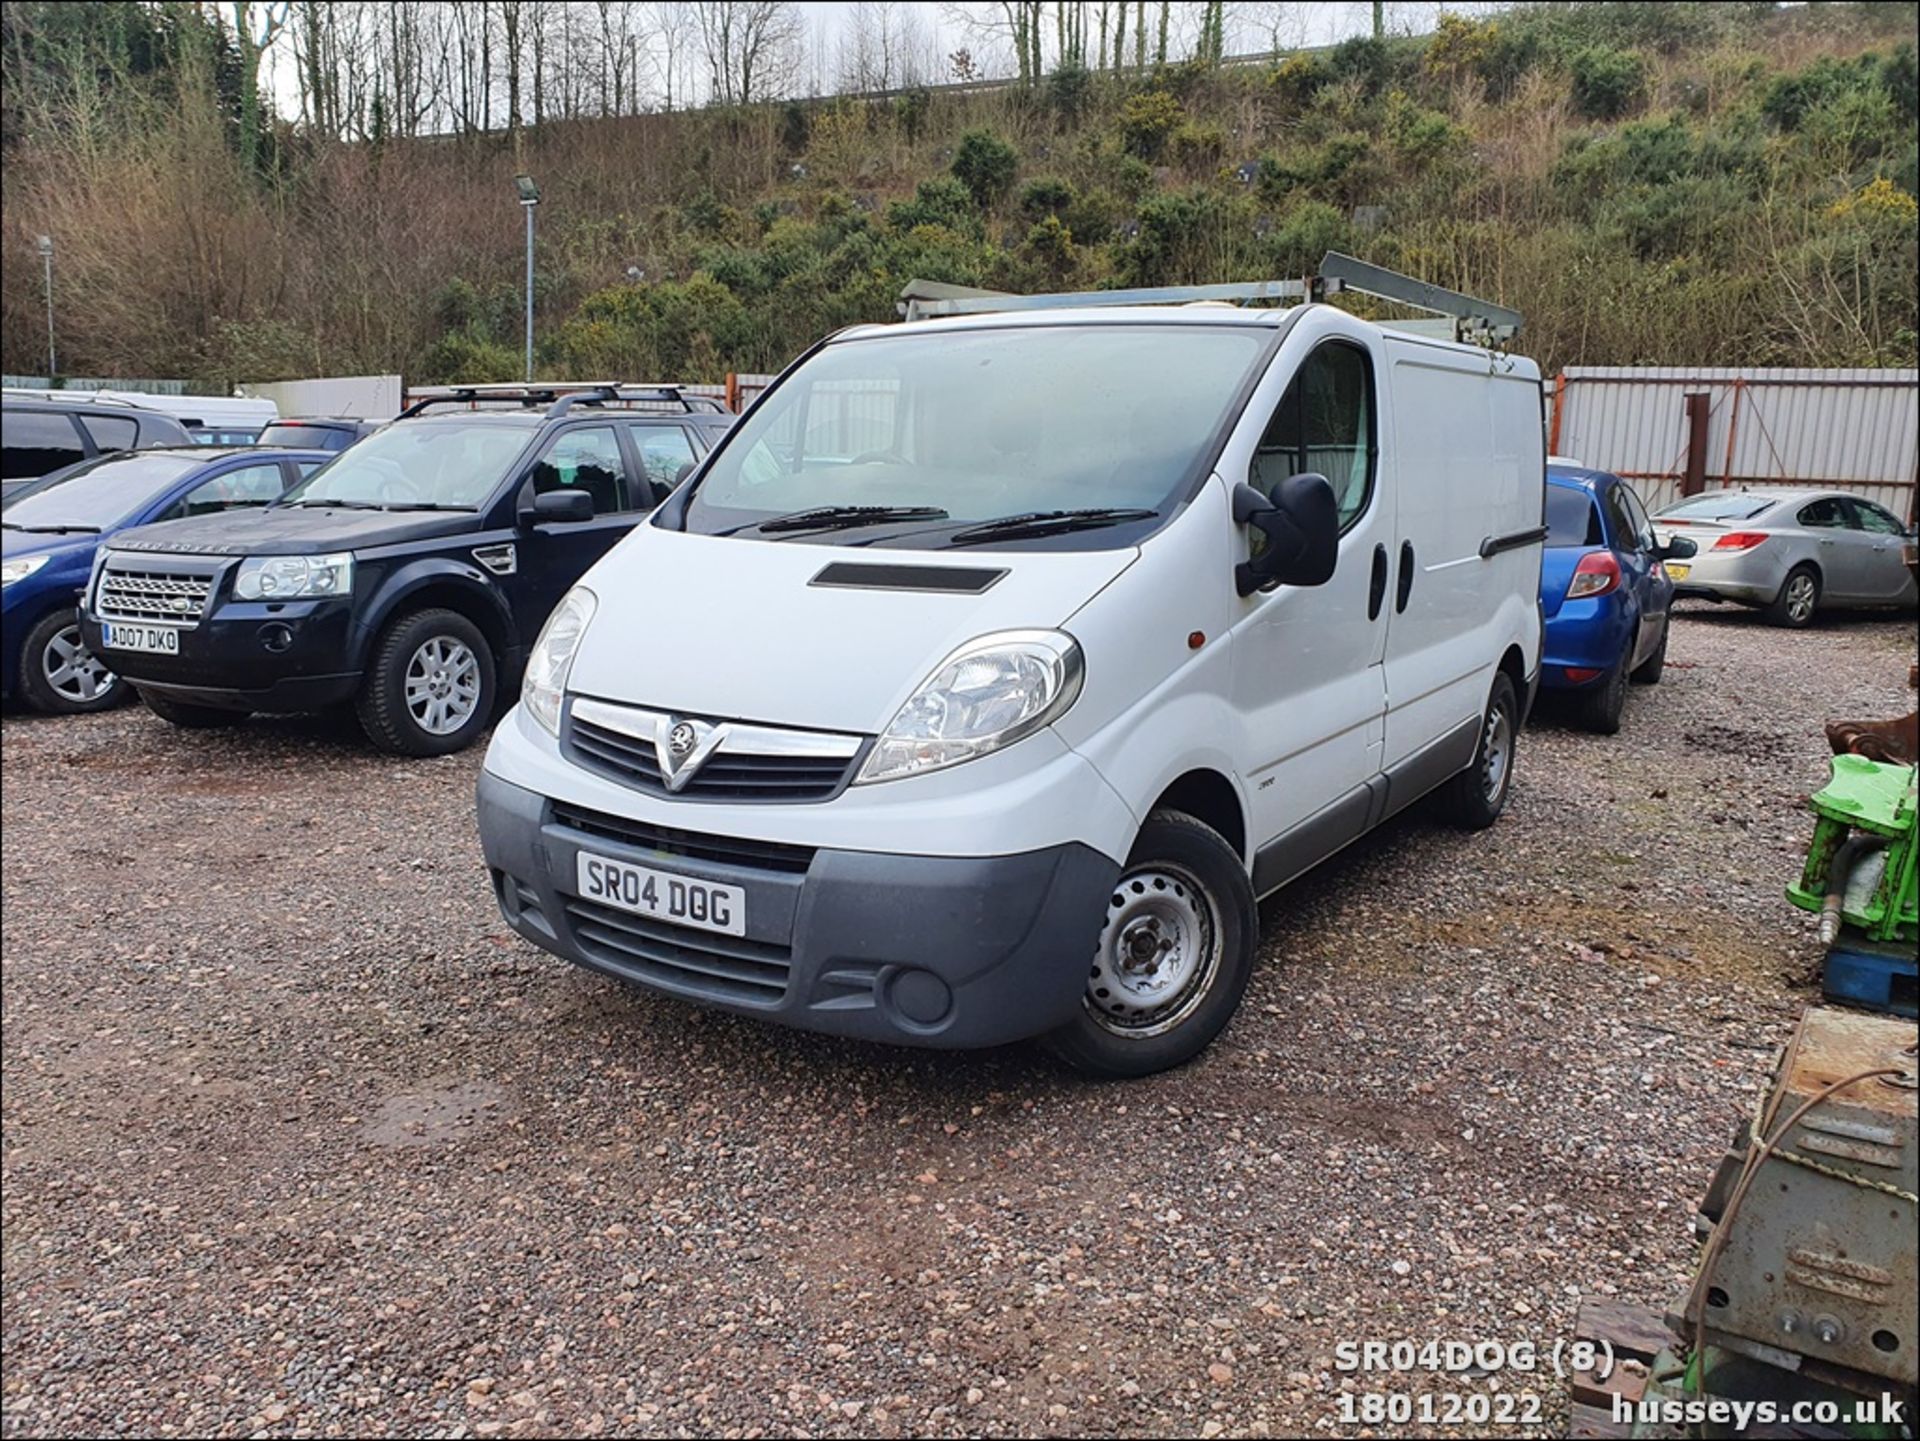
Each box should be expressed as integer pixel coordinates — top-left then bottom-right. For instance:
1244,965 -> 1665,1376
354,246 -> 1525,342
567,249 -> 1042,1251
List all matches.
575,851 -> 745,937
100,623 -> 181,655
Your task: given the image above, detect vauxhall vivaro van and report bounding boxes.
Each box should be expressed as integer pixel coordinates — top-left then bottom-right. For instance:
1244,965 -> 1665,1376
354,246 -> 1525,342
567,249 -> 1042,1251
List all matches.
478,274 -> 1546,1076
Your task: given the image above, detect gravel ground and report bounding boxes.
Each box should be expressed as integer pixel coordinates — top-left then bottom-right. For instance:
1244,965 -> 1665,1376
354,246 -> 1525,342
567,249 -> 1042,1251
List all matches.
3,605 -> 1914,1440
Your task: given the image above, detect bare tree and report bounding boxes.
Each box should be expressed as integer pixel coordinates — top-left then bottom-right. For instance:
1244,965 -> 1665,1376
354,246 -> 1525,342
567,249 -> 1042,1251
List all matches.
229,0 -> 289,169
692,0 -> 803,106
649,0 -> 698,108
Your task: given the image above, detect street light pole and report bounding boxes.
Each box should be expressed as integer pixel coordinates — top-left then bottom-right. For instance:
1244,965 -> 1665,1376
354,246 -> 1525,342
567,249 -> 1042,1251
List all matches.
514,174 -> 540,383
37,235 -> 56,380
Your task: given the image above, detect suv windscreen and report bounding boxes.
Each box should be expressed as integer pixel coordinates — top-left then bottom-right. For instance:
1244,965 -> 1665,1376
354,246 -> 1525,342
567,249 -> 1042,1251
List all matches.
1655,492 -> 1782,523
1,453 -> 202,531
1544,484 -> 1603,546
681,325 -> 1268,544
282,420 -> 531,510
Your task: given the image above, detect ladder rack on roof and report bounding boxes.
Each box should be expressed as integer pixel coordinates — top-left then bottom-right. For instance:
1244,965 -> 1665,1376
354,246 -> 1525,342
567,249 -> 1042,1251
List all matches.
898,251 -> 1522,344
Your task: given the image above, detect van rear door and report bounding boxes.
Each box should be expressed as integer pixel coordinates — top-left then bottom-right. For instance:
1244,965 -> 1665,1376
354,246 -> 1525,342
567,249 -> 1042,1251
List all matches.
1380,342 -> 1542,776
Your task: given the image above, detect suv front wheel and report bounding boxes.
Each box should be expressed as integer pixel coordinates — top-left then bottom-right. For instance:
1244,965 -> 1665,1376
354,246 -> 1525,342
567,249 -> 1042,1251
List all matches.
356,608 -> 496,756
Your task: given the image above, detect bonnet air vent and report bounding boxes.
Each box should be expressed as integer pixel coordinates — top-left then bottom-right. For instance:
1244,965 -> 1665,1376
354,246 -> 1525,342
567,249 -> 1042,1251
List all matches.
809,563 -> 1006,594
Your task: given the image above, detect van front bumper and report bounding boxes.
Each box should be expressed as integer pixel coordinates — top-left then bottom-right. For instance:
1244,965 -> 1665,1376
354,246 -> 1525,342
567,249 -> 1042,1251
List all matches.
477,769 -> 1123,1050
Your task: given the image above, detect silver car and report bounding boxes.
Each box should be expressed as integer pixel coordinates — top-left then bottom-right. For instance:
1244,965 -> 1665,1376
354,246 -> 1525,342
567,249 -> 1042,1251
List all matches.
1652,487 -> 1917,628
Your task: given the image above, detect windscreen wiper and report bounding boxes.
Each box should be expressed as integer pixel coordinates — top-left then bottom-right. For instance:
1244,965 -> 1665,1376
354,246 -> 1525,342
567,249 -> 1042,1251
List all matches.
3,522 -> 101,534
381,502 -> 475,512
284,497 -> 385,510
745,504 -> 949,535
943,508 -> 1158,546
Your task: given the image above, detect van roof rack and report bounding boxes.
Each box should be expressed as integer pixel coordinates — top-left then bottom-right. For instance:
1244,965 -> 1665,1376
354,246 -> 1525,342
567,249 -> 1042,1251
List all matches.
898,252 -> 1522,343
397,382 -> 727,420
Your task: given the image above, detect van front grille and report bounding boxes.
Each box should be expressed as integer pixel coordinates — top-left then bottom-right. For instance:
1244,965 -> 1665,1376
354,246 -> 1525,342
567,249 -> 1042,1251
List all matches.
550,801 -> 816,876
563,897 -> 792,1005
563,698 -> 865,804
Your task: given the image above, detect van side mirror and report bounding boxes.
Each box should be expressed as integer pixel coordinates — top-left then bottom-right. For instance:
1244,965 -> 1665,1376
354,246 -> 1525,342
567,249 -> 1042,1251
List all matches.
1657,535 -> 1698,561
1234,474 -> 1339,596
524,488 -> 594,526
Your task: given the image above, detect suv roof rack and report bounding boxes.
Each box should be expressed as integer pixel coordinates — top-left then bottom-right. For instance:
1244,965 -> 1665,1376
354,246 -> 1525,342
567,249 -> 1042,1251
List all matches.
397,382 -> 727,421
898,252 -> 1521,343
1,386 -> 167,411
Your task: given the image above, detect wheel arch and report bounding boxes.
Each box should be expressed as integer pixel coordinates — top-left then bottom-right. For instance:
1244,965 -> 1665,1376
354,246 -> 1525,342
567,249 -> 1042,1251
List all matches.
355,562 -> 516,674
1148,768 -> 1247,867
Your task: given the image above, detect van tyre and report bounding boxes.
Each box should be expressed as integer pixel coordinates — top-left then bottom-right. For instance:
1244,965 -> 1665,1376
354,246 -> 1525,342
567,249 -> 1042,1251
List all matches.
1044,810 -> 1258,1079
356,608 -> 495,757
1630,619 -> 1668,684
1766,565 -> 1820,628
1435,673 -> 1518,830
20,609 -> 124,715
1576,656 -> 1628,735
140,689 -> 249,729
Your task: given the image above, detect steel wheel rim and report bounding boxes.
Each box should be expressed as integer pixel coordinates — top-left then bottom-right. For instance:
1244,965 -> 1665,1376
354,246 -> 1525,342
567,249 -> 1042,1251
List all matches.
1482,703 -> 1512,803
42,624 -> 117,704
1084,862 -> 1220,1037
403,636 -> 481,735
1786,575 -> 1816,622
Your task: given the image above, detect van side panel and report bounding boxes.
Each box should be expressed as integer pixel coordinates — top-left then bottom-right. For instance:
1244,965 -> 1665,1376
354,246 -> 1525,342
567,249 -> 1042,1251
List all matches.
1380,344 -> 1543,769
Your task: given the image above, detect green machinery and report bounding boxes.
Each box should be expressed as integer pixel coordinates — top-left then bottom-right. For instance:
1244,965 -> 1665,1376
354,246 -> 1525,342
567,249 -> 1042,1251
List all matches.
1788,755 -> 1919,1017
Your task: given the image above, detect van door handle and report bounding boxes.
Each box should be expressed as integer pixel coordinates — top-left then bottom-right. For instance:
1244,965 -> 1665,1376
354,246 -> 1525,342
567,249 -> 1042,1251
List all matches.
1368,544 -> 1389,620
1395,541 -> 1415,613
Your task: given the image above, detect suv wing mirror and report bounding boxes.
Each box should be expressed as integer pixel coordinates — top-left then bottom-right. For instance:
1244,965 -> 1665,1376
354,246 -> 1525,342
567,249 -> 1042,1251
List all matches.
524,488 -> 595,525
1234,474 -> 1339,596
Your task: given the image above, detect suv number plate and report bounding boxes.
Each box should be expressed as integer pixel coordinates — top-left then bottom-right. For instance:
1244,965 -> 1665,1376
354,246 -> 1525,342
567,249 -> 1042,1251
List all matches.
576,851 -> 745,937
100,623 -> 181,655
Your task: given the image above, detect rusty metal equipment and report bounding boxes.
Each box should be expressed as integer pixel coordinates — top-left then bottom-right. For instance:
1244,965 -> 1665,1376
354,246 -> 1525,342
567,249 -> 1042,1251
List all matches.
1681,1007 -> 1918,1408
1826,665 -> 1920,769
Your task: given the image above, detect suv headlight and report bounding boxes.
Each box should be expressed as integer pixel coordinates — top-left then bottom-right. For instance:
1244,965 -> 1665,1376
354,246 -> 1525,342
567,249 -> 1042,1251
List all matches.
1,554 -> 49,588
524,586 -> 597,736
233,552 -> 353,600
857,629 -> 1084,785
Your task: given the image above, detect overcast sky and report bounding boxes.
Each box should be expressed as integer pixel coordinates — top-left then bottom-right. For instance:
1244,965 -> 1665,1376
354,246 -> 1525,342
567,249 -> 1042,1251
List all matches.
262,3 -> 1495,121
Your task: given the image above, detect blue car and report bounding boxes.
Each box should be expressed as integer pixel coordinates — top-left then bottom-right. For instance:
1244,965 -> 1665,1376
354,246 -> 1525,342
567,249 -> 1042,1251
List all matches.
2,447 -> 326,714
1537,463 -> 1696,734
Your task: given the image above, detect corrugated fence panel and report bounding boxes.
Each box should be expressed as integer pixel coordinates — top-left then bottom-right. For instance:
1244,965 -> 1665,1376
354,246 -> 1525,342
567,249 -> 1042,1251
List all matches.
1555,367 -> 1918,517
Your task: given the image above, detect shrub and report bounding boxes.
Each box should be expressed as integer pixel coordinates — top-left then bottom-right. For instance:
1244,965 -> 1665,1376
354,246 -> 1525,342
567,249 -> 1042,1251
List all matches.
1327,35 -> 1391,98
1026,215 -> 1076,277
415,332 -> 520,386
951,128 -> 1019,208
1119,89 -> 1184,161
893,87 -> 931,143
888,175 -> 977,233
1266,200 -> 1351,274
1019,176 -> 1076,219
1169,121 -> 1225,170
1267,51 -> 1330,108
779,102 -> 810,155
1569,45 -> 1647,120
1048,62 -> 1093,126
1061,188 -> 1119,245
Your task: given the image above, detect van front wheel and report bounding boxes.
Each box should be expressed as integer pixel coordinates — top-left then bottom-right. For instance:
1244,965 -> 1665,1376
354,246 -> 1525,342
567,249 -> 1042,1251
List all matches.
1043,811 -> 1257,1079
1434,672 -> 1518,831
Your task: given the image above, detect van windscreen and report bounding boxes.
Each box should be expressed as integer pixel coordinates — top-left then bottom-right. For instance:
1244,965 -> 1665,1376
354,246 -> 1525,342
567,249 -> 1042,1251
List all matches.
681,324 -> 1268,548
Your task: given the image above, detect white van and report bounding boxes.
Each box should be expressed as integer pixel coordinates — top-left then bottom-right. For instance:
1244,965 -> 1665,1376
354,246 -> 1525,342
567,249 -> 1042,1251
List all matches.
478,278 -> 1545,1076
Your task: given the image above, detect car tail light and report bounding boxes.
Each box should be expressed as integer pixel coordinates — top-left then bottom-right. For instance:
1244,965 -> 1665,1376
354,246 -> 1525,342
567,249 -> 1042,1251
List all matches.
1566,551 -> 1620,599
1712,531 -> 1769,552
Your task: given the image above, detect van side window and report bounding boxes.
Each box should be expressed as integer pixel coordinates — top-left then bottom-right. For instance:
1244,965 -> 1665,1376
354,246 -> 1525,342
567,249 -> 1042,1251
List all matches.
1252,342 -> 1376,531
529,426 -> 630,514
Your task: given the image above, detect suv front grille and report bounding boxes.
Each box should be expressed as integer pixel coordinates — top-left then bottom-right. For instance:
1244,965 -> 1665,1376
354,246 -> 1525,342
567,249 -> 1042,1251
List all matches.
565,697 -> 864,803
563,896 -> 792,1005
550,801 -> 816,876
96,563 -> 217,625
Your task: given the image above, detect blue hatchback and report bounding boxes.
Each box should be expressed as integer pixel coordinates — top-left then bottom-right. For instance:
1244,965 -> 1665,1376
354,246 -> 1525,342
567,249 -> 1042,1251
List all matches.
2,447 -> 327,714
1537,463 -> 1696,734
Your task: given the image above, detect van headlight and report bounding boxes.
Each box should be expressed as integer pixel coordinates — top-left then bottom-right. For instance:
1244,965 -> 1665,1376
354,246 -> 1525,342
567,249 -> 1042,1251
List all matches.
233,552 -> 353,600
524,586 -> 597,736
857,630 -> 1083,785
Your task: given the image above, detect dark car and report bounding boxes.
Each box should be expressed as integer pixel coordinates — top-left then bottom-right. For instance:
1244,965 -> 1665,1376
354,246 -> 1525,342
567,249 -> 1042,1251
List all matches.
81,386 -> 733,755
1536,463 -> 1695,733
2,447 -> 327,714
255,417 -> 386,452
2,392 -> 195,499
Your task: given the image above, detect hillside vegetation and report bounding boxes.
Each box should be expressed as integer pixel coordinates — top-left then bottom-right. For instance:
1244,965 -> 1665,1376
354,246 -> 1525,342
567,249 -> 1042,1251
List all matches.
2,2 -> 1914,389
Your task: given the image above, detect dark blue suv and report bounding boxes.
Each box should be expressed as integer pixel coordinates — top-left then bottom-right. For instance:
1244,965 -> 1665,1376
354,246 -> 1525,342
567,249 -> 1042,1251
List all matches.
1537,463 -> 1696,734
